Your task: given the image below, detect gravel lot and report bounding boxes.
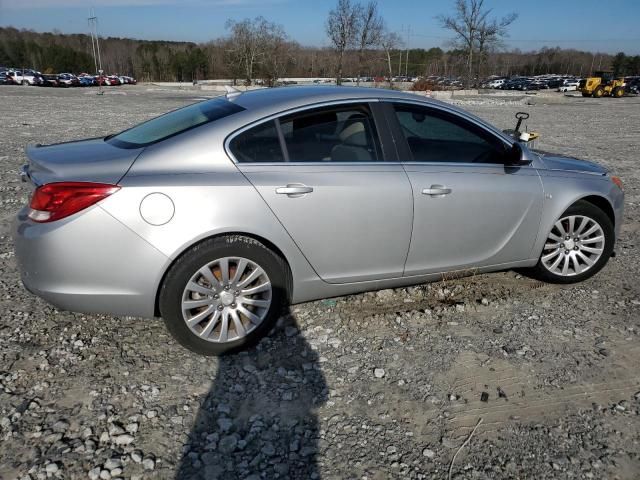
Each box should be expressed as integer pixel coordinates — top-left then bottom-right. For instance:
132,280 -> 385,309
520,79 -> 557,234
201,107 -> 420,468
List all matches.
1,85 -> 639,480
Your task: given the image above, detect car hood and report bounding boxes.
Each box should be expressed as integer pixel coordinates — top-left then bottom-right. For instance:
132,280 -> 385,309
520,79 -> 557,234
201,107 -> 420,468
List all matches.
25,138 -> 144,185
535,151 -> 608,175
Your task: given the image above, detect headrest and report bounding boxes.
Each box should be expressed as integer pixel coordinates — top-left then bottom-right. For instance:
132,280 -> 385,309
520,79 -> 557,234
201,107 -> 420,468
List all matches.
339,121 -> 367,146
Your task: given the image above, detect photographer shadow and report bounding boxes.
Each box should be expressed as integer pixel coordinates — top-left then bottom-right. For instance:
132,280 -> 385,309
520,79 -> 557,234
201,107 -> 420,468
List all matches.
176,310 -> 327,479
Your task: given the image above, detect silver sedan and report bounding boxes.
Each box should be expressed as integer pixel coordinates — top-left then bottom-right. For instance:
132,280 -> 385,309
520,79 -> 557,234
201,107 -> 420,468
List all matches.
13,86 -> 624,355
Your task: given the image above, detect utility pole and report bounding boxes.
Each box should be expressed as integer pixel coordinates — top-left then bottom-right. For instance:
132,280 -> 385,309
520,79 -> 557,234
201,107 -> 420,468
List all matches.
88,8 -> 104,94
398,24 -> 403,77
88,11 -> 98,75
405,25 -> 410,78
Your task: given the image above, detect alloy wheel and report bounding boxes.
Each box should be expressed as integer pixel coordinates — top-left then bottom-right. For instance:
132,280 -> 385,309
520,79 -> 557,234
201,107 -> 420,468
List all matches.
541,215 -> 605,277
181,257 -> 272,343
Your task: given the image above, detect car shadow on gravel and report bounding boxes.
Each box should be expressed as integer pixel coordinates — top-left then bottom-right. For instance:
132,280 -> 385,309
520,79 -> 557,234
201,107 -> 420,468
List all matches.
175,310 -> 327,479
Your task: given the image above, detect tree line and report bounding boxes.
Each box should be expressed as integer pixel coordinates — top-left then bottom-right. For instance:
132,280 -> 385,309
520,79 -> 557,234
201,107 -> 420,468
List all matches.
0,0 -> 638,84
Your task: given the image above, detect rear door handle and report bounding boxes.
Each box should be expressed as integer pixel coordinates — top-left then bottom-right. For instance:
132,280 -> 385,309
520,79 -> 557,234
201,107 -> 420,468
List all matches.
276,184 -> 314,196
422,185 -> 452,196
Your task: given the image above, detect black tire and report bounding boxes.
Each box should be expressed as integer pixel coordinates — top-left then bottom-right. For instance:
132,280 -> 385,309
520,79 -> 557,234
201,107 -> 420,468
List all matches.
593,86 -> 605,98
159,235 -> 289,356
613,87 -> 624,98
525,200 -> 614,284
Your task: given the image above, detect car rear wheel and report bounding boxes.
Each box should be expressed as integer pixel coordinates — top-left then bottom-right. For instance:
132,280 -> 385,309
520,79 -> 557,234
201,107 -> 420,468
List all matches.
527,201 -> 614,284
159,235 -> 289,356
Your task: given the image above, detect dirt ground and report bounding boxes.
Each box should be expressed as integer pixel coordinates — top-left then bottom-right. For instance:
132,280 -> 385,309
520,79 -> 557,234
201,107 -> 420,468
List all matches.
0,85 -> 639,480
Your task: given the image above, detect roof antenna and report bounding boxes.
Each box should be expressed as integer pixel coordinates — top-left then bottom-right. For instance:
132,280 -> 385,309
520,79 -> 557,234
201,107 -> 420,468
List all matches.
224,85 -> 242,99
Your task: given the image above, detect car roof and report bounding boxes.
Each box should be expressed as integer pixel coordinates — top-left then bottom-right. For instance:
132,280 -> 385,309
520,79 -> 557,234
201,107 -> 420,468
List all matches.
233,85 -> 443,114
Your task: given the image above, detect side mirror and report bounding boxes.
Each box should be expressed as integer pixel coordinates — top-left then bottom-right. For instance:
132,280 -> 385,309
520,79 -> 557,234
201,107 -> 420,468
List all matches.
504,142 -> 530,166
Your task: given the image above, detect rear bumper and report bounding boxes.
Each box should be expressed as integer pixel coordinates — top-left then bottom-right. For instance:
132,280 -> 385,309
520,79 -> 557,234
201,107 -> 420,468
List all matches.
13,205 -> 169,318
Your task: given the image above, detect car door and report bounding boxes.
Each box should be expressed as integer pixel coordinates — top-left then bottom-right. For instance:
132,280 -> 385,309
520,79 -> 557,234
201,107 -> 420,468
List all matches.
229,102 -> 413,284
384,102 -> 544,276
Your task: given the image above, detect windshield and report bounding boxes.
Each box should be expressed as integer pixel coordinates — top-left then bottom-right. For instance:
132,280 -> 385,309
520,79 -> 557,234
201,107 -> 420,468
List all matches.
107,97 -> 245,148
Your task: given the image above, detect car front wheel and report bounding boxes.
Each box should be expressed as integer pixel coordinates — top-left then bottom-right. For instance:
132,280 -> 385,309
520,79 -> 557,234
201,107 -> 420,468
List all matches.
160,235 -> 289,356
528,201 -> 614,284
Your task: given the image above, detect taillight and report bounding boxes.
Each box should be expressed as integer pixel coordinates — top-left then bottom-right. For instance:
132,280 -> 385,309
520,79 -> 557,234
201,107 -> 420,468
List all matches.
28,182 -> 120,223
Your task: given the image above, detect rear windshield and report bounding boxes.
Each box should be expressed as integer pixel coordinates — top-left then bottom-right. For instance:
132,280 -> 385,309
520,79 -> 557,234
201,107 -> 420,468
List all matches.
107,97 -> 245,148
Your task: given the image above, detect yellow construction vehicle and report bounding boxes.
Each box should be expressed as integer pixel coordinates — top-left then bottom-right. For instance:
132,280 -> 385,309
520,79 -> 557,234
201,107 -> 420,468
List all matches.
579,71 -> 626,98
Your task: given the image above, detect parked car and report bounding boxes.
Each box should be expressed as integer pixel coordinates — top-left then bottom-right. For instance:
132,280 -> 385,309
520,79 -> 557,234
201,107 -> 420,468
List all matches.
57,73 -> 80,87
78,76 -> 95,87
0,72 -> 12,85
7,69 -> 43,86
526,80 -> 544,90
531,80 -> 549,89
504,79 -> 529,90
119,76 -> 136,85
14,86 -> 624,356
41,74 -> 60,87
501,78 -> 524,90
104,75 -> 121,86
624,76 -> 640,94
546,78 -> 565,89
487,78 -> 505,88
558,80 -> 580,92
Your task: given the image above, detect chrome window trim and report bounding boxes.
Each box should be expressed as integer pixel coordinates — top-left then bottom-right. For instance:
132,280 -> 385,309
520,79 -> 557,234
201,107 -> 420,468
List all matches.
232,162 -> 402,168
225,98 -> 383,165
400,162 -> 533,171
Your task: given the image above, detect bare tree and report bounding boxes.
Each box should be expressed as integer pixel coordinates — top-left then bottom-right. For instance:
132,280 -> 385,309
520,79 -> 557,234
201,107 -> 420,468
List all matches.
437,0 -> 486,87
380,30 -> 401,87
262,31 -> 298,86
326,0 -> 361,85
356,1 -> 383,85
225,16 -> 275,85
476,12 -> 517,78
437,0 -> 516,87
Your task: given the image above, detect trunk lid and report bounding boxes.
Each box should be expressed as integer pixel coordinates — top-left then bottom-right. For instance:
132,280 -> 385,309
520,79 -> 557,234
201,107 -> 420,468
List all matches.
24,138 -> 144,186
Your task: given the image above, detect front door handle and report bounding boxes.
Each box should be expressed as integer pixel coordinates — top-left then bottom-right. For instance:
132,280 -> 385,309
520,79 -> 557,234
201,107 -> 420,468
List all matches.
276,184 -> 314,196
422,185 -> 452,196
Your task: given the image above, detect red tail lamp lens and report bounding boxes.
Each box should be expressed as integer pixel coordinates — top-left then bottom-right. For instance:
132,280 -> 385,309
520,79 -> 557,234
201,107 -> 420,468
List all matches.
28,182 -> 120,223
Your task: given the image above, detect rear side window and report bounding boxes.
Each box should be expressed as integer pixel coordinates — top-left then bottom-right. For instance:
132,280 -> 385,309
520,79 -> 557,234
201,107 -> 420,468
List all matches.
280,104 -> 381,162
229,103 -> 382,163
108,98 -> 245,148
229,121 -> 284,163
394,104 -> 506,164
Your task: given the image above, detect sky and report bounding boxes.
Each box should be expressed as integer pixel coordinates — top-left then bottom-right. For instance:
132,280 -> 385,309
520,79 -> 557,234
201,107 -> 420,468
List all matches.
0,0 -> 639,54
